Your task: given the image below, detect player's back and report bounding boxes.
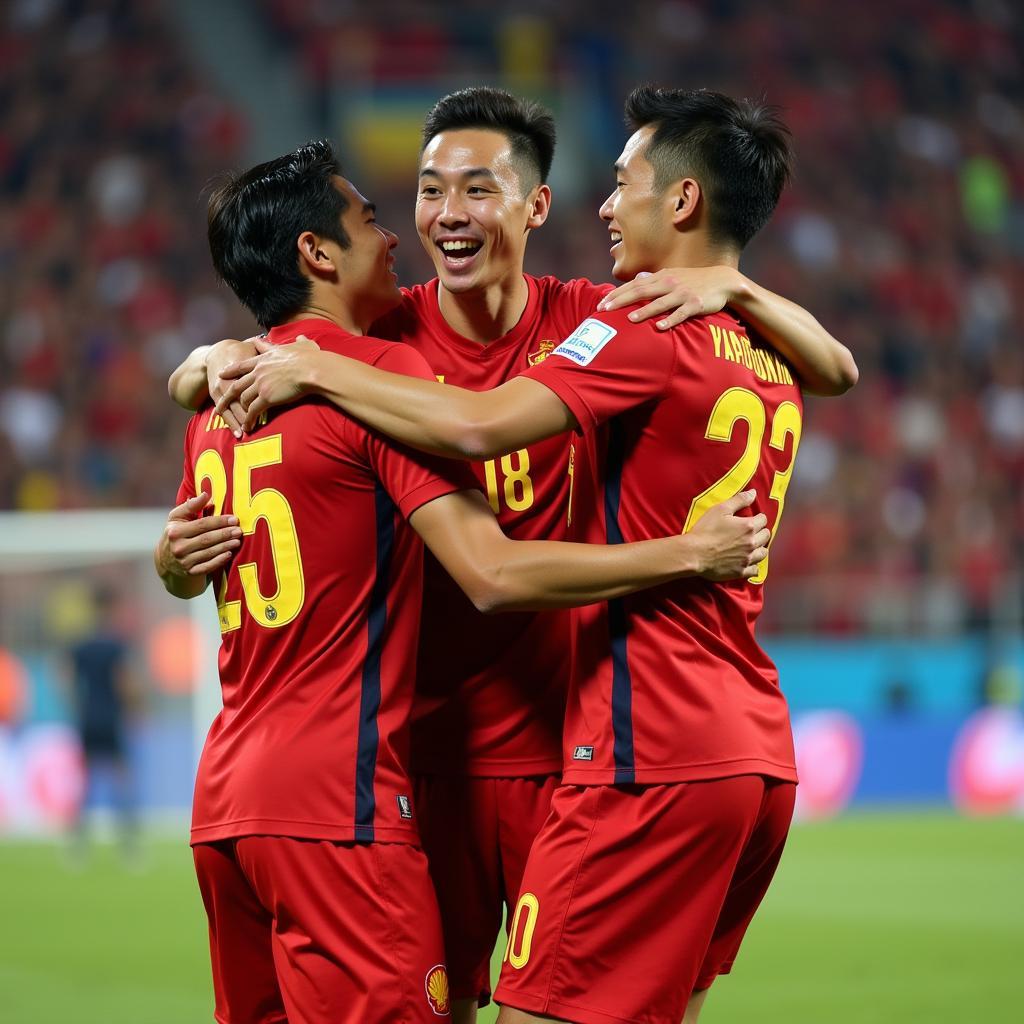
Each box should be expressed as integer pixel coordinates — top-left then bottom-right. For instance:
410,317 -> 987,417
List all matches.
179,318 -> 466,845
524,307 -> 802,786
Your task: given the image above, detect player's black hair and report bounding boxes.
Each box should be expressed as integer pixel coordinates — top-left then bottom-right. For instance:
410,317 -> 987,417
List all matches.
206,140 -> 350,329
624,86 -> 793,249
421,87 -> 556,192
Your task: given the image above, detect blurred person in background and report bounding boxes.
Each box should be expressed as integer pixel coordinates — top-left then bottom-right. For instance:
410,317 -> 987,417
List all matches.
65,582 -> 139,863
178,84 -> 852,1024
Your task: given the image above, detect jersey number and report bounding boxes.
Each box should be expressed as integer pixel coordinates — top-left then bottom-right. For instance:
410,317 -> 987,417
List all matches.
503,892 -> 540,970
194,435 -> 306,632
682,387 -> 802,585
483,449 -> 534,514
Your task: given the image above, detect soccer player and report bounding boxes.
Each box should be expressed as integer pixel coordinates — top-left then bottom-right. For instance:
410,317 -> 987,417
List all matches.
211,88 -> 859,1024
170,89 -> 853,1023
162,138 -> 772,1024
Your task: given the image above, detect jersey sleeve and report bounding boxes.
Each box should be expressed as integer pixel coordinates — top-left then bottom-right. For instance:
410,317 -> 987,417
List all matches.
175,414 -> 200,505
565,277 -> 615,323
519,307 -> 677,433
365,344 -> 479,519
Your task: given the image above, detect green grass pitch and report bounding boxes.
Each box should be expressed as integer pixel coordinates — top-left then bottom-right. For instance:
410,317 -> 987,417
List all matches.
1,812 -> 1020,1023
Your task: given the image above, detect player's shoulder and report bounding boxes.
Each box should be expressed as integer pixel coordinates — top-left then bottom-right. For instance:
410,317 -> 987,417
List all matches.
361,336 -> 436,380
529,274 -> 613,314
674,310 -> 799,389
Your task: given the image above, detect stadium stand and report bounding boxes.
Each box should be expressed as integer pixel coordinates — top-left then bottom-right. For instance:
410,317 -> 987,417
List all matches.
3,0 -> 1022,634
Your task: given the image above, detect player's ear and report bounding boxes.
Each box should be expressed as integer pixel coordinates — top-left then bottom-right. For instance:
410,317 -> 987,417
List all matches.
297,231 -> 338,274
670,178 -> 701,229
525,184 -> 552,231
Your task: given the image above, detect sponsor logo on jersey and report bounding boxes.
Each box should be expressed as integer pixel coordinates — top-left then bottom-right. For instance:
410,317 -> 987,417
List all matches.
424,964 -> 450,1015
527,339 -> 556,366
552,319 -> 617,366
573,745 -> 594,761
396,794 -> 413,819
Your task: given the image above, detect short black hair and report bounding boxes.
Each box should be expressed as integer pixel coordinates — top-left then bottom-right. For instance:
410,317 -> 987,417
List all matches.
207,140 -> 350,329
624,86 -> 793,249
421,87 -> 556,192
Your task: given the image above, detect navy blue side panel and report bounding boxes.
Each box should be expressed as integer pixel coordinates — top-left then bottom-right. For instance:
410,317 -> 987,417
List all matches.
604,419 -> 635,785
354,484 -> 397,842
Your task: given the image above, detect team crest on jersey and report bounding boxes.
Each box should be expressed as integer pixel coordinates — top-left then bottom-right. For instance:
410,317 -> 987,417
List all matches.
396,794 -> 413,819
527,339 -> 556,366
552,319 -> 617,366
573,745 -> 594,761
424,964 -> 450,1015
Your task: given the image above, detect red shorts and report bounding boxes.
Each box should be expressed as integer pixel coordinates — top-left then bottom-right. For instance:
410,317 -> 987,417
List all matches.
414,773 -> 559,1005
495,776 -> 796,1024
193,837 -> 451,1023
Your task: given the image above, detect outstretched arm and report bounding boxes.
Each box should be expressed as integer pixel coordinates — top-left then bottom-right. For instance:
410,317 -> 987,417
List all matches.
597,266 -> 858,396
217,339 -> 575,461
410,488 -> 770,614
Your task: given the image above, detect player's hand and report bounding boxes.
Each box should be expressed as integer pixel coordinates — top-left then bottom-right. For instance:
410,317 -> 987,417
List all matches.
216,335 -> 321,432
207,338 -> 259,437
686,489 -> 771,581
156,492 -> 242,578
596,266 -> 742,331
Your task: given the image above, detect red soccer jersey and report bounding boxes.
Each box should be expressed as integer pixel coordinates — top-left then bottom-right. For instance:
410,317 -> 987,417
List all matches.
523,307 -> 802,785
372,275 -> 611,776
177,318 -> 473,844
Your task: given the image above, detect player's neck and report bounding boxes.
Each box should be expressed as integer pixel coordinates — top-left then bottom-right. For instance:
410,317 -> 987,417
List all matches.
295,297 -> 371,337
437,272 -> 530,345
664,235 -> 741,271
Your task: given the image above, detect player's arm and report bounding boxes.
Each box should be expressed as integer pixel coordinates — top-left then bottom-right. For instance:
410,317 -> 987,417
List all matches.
154,492 -> 242,600
216,339 -> 576,460
168,339 -> 257,435
410,488 -> 769,614
597,266 -> 858,396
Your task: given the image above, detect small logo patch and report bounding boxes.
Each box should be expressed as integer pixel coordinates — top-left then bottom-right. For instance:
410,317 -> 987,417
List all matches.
396,795 -> 413,819
527,339 -> 556,366
573,745 -> 594,761
424,963 -> 450,1015
552,319 -> 617,366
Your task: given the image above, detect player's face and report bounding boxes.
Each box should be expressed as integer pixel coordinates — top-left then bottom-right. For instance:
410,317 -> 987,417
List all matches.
599,126 -> 676,281
332,176 -> 402,322
416,129 -> 542,295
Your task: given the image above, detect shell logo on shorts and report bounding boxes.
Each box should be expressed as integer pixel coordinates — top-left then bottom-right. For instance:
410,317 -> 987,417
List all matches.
424,963 -> 450,1016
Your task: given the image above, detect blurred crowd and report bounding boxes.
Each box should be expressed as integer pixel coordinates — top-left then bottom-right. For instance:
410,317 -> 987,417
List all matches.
3,0 -> 1023,634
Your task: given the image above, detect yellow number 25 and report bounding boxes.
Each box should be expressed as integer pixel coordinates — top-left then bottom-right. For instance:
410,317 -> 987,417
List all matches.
194,435 -> 305,632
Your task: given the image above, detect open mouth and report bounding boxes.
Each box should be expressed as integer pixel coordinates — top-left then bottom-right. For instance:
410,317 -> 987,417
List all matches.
609,230 -> 622,251
436,238 -> 484,271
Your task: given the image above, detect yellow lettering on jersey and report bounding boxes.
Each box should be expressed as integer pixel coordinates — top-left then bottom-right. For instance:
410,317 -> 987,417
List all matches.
709,323 -> 723,358
751,348 -> 768,382
740,334 -> 756,371
708,325 -> 796,388
206,413 -> 228,432
436,375 -> 445,384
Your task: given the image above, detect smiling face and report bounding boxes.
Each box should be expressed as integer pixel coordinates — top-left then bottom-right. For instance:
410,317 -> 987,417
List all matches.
330,176 -> 401,324
599,125 -> 679,281
415,129 -> 548,295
